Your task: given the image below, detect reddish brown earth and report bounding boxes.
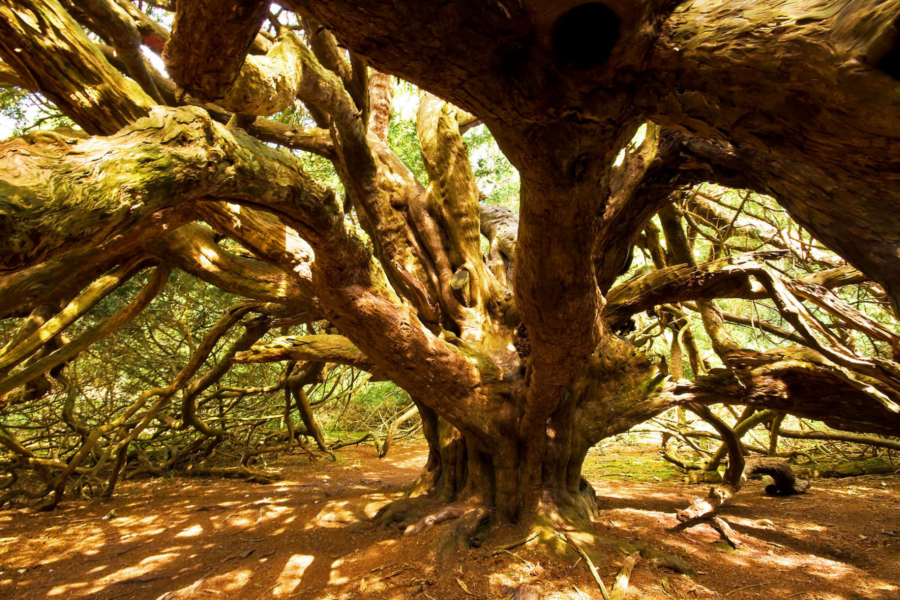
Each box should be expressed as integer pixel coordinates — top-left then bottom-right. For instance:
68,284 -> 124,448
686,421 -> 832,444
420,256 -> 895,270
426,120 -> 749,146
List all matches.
1,443 -> 899,600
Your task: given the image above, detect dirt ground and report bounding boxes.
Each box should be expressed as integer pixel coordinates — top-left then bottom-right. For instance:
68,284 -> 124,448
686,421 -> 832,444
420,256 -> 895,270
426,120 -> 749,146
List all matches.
2,442 -> 899,600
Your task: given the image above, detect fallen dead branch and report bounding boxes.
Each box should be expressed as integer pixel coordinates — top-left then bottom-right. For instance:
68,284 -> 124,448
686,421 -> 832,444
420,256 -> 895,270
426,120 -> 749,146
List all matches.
610,552 -> 641,600
710,516 -> 741,548
492,531 -> 540,556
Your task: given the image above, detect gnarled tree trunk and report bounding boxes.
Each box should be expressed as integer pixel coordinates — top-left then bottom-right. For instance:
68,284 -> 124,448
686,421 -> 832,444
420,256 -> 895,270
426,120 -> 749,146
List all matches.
1,0 -> 899,555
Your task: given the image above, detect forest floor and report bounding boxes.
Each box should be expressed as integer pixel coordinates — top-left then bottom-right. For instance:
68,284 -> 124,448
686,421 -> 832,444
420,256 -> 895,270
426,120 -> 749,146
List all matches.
2,441 -> 899,600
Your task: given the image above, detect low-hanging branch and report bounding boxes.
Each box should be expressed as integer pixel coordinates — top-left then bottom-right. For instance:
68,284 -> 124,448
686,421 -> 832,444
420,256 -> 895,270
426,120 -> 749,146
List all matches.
234,335 -> 375,372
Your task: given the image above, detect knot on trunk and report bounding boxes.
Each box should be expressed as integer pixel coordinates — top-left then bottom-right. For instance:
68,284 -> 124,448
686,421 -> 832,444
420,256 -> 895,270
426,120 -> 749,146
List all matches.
513,323 -> 531,358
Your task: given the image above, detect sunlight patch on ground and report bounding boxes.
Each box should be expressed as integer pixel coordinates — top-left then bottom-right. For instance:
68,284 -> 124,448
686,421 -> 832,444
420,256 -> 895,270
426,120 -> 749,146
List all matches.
273,554 -> 314,596
310,500 -> 366,528
176,523 -> 204,537
135,527 -> 169,536
206,568 -> 255,592
782,521 -> 829,532
77,551 -> 181,595
4,446 -> 898,600
130,514 -> 162,526
328,559 -> 351,585
220,514 -> 254,528
364,499 -> 393,518
47,580 -> 90,595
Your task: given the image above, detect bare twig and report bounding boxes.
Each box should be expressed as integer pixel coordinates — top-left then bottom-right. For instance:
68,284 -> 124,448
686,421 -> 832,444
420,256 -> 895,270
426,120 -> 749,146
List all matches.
725,583 -> 764,596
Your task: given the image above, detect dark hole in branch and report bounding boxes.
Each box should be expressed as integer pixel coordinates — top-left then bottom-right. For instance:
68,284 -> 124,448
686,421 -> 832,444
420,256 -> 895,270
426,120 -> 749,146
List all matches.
552,3 -> 621,69
878,42 -> 900,81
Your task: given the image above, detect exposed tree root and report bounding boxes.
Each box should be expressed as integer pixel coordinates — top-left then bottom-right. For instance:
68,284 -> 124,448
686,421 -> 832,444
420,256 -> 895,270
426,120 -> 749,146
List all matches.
507,585 -> 540,600
596,535 -> 694,576
710,516 -> 742,548
490,531 -> 540,556
373,496 -> 440,531
404,503 -> 470,536
676,456 -> 809,549
374,497 -> 491,564
676,484 -> 740,523
371,491 -> 697,582
521,513 -> 696,576
430,505 -> 491,559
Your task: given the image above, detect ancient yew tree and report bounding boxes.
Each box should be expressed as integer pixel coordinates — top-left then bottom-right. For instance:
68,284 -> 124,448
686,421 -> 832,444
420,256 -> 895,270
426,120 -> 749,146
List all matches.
1,0 -> 900,562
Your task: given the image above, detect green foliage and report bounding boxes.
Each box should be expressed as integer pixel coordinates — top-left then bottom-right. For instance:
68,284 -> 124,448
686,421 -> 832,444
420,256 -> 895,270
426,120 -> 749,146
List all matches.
0,89 -> 73,137
388,113 -> 427,184
352,381 -> 405,407
384,80 -> 428,183
619,185 -> 898,375
465,124 -> 520,212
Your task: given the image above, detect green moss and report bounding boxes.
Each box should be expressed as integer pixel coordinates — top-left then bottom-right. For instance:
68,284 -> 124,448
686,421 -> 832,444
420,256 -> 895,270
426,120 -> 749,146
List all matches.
582,453 -> 681,483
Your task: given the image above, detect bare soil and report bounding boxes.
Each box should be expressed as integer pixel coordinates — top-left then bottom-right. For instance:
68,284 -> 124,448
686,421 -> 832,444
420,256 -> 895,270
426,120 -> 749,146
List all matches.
2,443 -> 899,600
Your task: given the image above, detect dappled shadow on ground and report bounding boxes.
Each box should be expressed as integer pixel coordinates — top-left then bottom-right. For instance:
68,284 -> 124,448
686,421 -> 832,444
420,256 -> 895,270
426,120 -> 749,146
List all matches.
1,444 -> 898,600
1,446 -> 427,600
588,461 -> 900,600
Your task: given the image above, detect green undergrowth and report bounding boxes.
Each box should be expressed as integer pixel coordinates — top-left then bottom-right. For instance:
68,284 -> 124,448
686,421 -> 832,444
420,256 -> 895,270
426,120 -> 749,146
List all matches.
324,429 -> 369,439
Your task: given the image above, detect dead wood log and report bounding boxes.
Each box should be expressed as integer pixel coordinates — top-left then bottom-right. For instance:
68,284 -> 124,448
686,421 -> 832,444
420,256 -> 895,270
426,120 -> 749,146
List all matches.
677,456 -> 809,521
745,456 -> 811,496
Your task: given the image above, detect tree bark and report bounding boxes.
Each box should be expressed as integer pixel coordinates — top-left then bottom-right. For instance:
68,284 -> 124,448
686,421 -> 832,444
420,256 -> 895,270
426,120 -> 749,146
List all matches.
0,0 -> 155,134
162,0 -> 269,103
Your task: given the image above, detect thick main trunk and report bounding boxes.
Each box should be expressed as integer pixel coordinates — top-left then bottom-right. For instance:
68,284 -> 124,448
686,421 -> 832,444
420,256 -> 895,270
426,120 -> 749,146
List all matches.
393,331 -> 669,527
398,414 -> 602,530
